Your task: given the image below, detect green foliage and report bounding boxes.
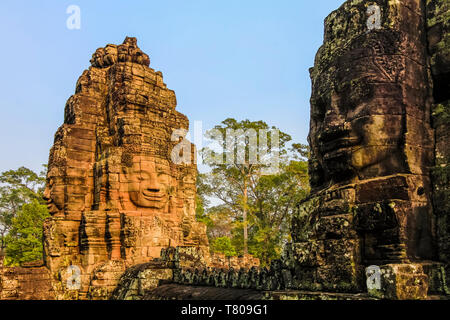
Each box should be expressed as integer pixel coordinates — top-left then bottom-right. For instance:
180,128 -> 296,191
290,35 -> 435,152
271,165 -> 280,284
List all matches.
291,143 -> 310,160
433,102 -> 450,126
230,223 -> 244,255
248,225 -> 282,264
4,199 -> 50,266
211,237 -> 237,257
0,166 -> 49,265
195,172 -> 213,227
202,118 -> 292,172
204,205 -> 238,239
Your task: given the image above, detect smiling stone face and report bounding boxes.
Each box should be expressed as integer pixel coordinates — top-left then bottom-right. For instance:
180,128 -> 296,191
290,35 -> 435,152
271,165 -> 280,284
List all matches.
306,24 -> 433,189
122,157 -> 173,210
309,80 -> 407,186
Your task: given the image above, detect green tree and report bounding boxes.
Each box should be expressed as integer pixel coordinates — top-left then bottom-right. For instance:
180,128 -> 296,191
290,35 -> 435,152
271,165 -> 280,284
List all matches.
200,119 -> 309,265
4,199 -> 50,266
205,205 -> 239,239
0,166 -> 49,265
195,172 -> 213,227
211,237 -> 237,257
247,155 -> 309,264
202,118 -> 291,255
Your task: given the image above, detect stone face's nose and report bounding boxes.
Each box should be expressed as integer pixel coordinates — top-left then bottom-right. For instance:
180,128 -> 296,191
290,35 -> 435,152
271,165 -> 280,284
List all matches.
321,93 -> 346,132
139,171 -> 162,193
43,185 -> 51,201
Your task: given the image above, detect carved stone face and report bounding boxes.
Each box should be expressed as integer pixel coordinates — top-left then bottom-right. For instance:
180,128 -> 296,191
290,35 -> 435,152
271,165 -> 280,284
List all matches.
122,157 -> 173,209
182,172 -> 196,200
309,50 -> 406,186
118,44 -> 130,62
90,48 -> 106,67
43,168 -> 65,215
104,45 -> 118,65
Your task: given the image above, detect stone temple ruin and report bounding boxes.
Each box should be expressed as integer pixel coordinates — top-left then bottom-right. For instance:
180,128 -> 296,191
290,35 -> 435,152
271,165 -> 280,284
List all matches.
0,37 -> 258,300
40,36 -> 212,299
0,0 -> 449,300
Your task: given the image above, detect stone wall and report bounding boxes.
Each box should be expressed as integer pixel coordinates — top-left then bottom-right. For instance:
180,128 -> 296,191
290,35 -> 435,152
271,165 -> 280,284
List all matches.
209,253 -> 260,270
0,265 -> 56,300
110,246 -> 267,300
111,244 -> 373,300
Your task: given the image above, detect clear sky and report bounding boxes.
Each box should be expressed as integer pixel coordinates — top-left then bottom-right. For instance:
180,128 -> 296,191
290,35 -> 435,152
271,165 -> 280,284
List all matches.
0,0 -> 345,174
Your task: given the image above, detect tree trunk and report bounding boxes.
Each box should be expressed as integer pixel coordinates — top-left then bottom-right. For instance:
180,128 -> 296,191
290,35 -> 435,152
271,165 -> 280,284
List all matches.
243,176 -> 248,255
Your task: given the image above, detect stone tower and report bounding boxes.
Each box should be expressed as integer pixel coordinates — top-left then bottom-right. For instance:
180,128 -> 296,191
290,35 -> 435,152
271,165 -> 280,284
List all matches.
284,0 -> 449,299
41,37 -> 208,298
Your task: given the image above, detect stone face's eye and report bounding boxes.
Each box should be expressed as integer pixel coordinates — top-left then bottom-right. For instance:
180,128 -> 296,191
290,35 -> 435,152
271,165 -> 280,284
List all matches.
136,171 -> 151,182
312,97 -> 327,122
142,171 -> 151,179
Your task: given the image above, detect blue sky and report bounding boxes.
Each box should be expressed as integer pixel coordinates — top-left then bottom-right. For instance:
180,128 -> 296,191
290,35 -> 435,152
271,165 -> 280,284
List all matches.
0,0 -> 345,174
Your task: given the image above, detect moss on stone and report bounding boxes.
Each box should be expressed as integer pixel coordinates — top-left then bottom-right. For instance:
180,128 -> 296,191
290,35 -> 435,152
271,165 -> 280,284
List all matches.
432,101 -> 450,127
427,0 -> 450,27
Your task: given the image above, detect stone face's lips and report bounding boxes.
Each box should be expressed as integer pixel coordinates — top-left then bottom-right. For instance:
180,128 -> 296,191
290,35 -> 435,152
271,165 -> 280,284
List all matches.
322,149 -> 351,161
46,200 -> 55,210
142,190 -> 164,200
318,126 -> 350,143
320,137 -> 359,159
